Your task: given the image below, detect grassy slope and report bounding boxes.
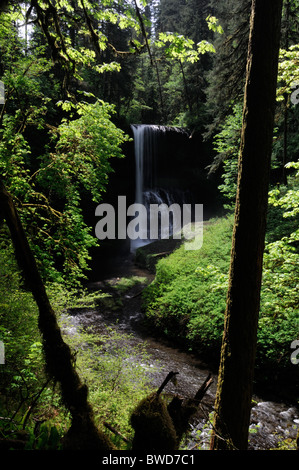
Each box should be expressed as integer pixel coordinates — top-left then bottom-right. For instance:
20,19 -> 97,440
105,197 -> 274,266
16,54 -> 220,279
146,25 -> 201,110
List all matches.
140,215 -> 299,393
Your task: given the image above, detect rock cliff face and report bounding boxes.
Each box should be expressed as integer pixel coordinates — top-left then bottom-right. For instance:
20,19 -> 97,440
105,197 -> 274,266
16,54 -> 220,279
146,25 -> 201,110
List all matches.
88,123 -> 222,278
130,124 -> 217,210
106,123 -> 221,213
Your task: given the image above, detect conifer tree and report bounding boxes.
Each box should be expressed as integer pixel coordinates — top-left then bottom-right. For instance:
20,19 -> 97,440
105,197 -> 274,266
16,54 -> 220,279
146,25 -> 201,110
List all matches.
205,0 -> 251,137
210,0 -> 283,450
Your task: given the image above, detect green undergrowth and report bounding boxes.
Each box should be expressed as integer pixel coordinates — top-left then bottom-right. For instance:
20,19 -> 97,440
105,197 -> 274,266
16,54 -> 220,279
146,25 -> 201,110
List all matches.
59,319 -> 157,448
141,208 -> 299,383
0,243 -> 157,449
142,216 -> 233,362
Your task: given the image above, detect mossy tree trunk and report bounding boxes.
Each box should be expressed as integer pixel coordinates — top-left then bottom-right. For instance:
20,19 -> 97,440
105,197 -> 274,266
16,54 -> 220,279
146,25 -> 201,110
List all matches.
0,181 -> 114,450
209,0 -> 283,450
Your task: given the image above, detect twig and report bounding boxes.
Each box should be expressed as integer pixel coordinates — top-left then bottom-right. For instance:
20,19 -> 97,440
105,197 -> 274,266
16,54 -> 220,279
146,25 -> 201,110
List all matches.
156,371 -> 179,396
193,373 -> 213,403
103,422 -> 130,444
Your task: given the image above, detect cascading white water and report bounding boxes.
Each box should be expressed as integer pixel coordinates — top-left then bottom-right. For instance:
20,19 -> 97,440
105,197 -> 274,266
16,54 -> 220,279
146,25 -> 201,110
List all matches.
130,124 -> 189,251
132,124 -> 161,205
131,125 -> 159,251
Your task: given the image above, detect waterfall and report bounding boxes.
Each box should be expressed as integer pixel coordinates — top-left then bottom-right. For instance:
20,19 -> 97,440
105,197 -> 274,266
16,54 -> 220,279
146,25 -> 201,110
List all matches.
130,124 -> 190,251
132,124 -> 161,205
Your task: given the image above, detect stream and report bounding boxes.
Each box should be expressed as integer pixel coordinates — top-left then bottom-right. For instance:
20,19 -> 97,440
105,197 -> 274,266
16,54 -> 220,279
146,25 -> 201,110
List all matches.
67,253 -> 298,451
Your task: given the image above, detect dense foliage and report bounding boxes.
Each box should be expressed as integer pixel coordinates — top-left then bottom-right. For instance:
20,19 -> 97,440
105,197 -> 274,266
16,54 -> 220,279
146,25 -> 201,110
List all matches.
0,247 -> 154,448
142,170 -> 299,379
0,0 -> 298,451
0,4 -> 133,284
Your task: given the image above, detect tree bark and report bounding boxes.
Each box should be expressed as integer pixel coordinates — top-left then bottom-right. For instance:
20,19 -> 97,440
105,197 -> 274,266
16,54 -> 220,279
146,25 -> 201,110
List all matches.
209,0 -> 283,450
282,0 -> 290,185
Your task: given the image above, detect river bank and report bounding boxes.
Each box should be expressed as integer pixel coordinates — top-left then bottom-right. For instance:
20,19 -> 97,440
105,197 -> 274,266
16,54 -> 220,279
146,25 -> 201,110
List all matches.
71,250 -> 299,451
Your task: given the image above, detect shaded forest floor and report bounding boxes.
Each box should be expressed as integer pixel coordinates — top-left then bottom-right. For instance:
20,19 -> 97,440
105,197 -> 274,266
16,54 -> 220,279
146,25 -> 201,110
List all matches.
78,255 -> 299,450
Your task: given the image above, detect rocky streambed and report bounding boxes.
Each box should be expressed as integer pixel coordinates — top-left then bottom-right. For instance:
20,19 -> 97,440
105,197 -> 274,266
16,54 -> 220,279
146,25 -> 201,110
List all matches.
64,253 -> 298,451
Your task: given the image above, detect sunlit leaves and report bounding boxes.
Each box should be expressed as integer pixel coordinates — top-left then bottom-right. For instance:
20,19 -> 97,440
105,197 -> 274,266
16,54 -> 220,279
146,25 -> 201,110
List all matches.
46,100 -> 129,201
56,0 -> 75,12
268,161 -> 299,218
212,102 -> 243,206
206,15 -> 224,35
155,31 -> 216,63
197,40 -> 216,55
28,100 -> 130,281
0,2 -> 137,284
21,0 -> 142,83
261,160 -> 299,331
277,44 -> 299,101
1,93 -> 130,283
95,61 -> 122,74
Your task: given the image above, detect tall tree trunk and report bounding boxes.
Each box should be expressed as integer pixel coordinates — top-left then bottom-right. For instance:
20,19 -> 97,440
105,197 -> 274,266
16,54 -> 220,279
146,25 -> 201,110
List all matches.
282,0 -> 290,185
209,0 -> 283,450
